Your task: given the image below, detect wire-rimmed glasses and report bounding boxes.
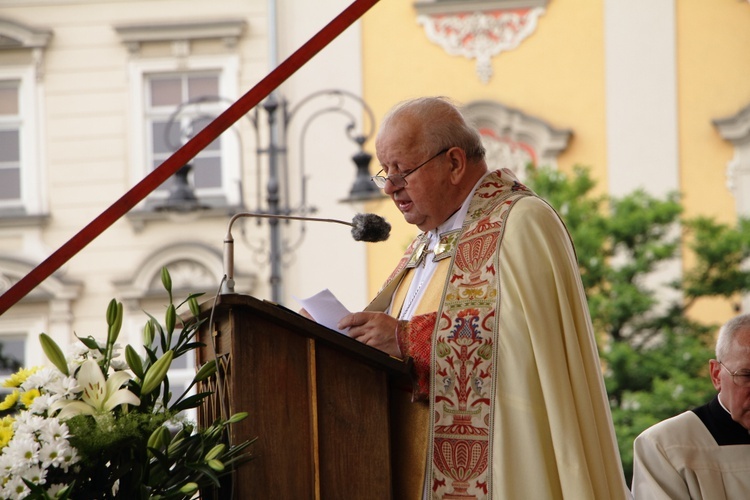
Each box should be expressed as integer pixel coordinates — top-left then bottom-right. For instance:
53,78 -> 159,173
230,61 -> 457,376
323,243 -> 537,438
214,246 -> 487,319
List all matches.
370,148 -> 450,189
718,360 -> 750,388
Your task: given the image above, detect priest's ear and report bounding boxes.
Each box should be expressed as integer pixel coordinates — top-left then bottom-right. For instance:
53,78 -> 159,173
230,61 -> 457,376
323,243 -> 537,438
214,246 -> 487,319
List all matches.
709,359 -> 723,392
446,146 -> 469,186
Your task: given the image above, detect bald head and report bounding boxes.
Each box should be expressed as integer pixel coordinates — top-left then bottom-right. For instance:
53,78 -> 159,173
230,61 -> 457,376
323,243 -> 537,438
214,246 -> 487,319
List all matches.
376,97 -> 486,164
374,97 -> 489,231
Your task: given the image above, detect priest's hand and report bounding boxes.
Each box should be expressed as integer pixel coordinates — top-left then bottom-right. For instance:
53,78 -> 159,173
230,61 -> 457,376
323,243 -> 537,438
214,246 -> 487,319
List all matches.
338,311 -> 401,357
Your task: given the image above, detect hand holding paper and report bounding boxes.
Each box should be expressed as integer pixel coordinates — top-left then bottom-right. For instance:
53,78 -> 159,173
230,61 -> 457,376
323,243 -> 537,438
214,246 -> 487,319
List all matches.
294,289 -> 352,335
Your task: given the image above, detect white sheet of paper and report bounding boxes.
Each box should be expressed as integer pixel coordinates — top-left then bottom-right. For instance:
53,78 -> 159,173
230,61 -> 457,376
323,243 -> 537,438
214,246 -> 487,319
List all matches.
294,288 -> 351,335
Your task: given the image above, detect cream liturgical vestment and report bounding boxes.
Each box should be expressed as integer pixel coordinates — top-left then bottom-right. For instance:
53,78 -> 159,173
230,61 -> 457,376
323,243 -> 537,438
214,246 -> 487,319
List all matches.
368,169 -> 630,499
632,396 -> 750,500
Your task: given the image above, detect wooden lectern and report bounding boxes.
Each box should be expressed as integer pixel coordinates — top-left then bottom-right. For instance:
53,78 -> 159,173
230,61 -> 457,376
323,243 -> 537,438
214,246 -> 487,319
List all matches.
195,294 -> 421,499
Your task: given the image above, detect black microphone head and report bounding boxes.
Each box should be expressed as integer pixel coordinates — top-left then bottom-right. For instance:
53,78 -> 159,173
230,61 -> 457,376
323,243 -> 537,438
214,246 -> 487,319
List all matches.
351,213 -> 391,242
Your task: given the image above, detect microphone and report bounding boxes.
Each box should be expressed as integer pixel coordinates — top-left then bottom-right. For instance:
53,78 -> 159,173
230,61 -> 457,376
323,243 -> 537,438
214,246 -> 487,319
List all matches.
221,212 -> 391,294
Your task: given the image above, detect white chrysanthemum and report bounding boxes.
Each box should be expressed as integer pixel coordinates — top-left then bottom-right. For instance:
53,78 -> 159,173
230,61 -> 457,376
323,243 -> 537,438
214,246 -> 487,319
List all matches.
110,343 -> 123,357
52,374 -> 82,399
110,358 -> 128,371
28,393 -> 61,415
38,419 -> 71,444
21,368 -> 59,392
15,412 -> 47,435
40,440 -> 67,469
66,343 -> 90,362
2,475 -> 30,499
46,483 -> 69,497
0,452 -> 15,474
4,435 -> 40,470
58,445 -> 79,473
20,463 -> 46,486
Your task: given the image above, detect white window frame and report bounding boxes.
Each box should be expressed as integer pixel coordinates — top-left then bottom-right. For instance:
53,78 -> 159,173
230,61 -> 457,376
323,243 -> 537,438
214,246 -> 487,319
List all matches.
126,55 -> 241,208
0,65 -> 45,215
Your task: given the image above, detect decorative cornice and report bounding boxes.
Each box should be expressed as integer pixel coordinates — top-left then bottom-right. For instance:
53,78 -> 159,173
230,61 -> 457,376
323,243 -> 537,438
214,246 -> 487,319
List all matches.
713,104 -> 750,199
414,0 -> 548,83
113,19 -> 246,55
713,104 -> 750,144
0,18 -> 52,49
463,100 -> 571,178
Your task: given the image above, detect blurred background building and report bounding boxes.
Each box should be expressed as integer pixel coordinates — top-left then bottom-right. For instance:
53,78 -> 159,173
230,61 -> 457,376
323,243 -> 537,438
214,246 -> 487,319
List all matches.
0,0 -> 748,394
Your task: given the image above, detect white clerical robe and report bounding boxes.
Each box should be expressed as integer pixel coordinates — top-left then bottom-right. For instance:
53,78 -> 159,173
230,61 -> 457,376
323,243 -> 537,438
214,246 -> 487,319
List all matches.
632,409 -> 750,499
372,169 -> 631,499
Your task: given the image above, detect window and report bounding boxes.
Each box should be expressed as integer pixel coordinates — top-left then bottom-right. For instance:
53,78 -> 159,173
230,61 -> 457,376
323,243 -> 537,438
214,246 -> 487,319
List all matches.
0,18 -> 50,219
145,72 -> 225,198
0,81 -> 21,208
0,334 -> 25,394
0,68 -> 44,217
115,20 -> 244,212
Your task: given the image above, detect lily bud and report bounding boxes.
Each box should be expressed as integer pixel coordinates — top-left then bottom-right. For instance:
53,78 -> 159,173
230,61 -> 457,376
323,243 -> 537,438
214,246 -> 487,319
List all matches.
205,443 -> 226,461
165,304 -> 176,334
142,320 -> 155,348
207,459 -> 225,472
125,345 -> 144,379
179,482 -> 198,495
227,412 -> 248,424
161,267 -> 172,294
194,360 -> 217,382
141,350 -> 173,395
39,333 -> 69,376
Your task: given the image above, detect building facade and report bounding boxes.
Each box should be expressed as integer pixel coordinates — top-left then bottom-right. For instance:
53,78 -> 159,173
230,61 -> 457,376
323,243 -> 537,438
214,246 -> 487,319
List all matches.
0,0 -> 373,386
0,0 -> 749,389
360,0 -> 750,323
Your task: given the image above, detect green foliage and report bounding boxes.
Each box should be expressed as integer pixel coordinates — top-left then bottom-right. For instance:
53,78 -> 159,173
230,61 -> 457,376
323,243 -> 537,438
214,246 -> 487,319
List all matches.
526,165 -> 750,484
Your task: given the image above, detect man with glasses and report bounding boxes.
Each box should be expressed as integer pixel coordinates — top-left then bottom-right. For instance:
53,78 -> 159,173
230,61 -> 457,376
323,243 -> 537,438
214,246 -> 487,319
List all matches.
337,97 -> 630,499
632,314 -> 750,499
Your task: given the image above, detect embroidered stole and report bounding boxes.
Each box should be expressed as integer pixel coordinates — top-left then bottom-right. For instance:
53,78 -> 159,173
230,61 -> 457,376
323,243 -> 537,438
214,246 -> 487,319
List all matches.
368,170 -> 532,499
428,172 -> 530,498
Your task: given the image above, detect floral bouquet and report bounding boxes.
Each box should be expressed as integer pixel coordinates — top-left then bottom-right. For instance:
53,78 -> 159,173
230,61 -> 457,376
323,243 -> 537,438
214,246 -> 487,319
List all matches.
0,268 -> 251,499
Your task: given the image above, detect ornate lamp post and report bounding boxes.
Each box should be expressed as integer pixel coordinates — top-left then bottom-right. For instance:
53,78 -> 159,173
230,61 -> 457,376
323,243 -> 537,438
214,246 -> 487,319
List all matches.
161,89 -> 383,302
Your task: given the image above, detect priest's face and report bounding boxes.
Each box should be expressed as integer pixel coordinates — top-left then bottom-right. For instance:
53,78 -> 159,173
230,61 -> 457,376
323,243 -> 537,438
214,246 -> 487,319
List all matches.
711,328 -> 750,430
376,118 -> 455,232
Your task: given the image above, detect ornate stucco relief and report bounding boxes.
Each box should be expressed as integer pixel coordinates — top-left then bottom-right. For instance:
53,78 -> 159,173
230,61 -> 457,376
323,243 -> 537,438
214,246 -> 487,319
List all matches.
415,1 -> 548,83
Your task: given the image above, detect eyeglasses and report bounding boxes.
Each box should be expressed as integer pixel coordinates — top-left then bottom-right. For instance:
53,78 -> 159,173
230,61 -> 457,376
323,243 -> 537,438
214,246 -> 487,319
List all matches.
370,148 -> 449,189
718,361 -> 750,388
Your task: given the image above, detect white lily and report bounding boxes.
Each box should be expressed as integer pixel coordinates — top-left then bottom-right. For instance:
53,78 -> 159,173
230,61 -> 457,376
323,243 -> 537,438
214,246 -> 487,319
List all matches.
51,360 -> 140,420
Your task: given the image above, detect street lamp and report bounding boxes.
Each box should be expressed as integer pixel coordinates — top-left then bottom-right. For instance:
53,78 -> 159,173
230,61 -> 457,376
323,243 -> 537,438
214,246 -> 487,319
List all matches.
160,89 -> 383,302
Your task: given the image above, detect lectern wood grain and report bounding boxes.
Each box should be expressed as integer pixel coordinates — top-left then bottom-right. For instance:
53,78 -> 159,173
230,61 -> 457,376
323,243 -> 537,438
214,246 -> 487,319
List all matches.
195,294 -> 413,499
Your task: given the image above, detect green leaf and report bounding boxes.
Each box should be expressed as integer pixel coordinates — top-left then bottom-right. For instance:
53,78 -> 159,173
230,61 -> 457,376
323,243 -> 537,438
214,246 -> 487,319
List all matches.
169,391 -> 214,412
189,296 -> 201,317
75,334 -> 101,351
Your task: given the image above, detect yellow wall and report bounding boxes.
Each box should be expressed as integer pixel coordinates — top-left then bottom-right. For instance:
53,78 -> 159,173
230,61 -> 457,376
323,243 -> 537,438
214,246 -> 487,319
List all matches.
362,0 -> 750,326
676,1 -> 750,322
362,0 -> 608,297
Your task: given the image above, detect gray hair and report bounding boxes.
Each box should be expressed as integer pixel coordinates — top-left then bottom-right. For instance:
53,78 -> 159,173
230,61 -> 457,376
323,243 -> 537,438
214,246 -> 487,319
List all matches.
379,96 -> 485,160
716,313 -> 750,360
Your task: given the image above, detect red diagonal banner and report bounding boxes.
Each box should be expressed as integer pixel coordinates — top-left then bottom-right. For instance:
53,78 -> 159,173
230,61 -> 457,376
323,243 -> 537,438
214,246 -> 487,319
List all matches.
0,0 -> 380,315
